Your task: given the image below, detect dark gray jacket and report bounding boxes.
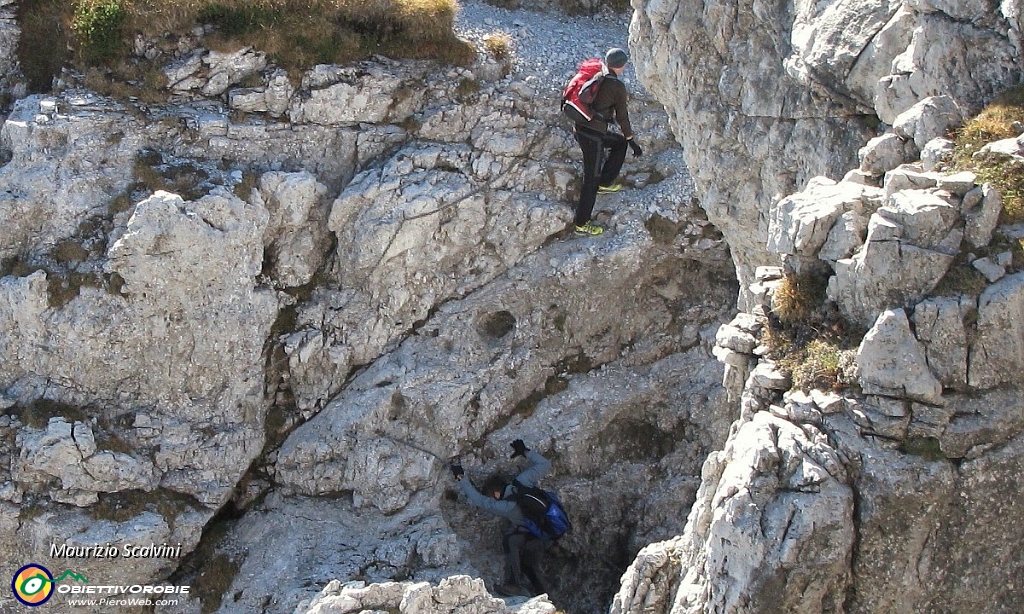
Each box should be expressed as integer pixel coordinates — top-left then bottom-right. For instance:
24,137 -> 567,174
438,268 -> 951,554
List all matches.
580,74 -> 634,139
457,450 -> 552,525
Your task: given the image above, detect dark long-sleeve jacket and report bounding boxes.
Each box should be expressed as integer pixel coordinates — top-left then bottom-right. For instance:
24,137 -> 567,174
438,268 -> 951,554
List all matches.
457,450 -> 552,525
580,74 -> 634,139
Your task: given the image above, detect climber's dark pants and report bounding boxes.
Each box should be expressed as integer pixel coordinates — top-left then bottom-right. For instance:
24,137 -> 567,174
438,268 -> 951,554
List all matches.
574,125 -> 627,226
502,530 -> 549,594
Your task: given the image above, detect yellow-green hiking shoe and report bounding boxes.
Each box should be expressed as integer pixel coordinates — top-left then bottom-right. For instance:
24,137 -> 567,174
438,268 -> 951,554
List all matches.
574,221 -> 605,236
597,183 -> 623,194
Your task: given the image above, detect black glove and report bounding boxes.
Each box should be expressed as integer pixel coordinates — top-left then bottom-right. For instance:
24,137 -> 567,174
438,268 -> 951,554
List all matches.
628,139 -> 643,157
510,439 -> 529,459
451,464 -> 464,481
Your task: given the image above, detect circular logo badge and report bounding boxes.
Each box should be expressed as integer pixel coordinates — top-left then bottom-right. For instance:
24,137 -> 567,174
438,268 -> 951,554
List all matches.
11,564 -> 54,607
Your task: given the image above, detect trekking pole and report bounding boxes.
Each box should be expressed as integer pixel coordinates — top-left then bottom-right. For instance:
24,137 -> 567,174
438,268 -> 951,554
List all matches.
371,428 -> 452,462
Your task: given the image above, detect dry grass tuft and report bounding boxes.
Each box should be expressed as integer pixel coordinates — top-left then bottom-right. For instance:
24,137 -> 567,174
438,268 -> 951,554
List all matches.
771,271 -> 827,326
483,31 -> 512,61
950,85 -> 1024,223
762,270 -> 861,392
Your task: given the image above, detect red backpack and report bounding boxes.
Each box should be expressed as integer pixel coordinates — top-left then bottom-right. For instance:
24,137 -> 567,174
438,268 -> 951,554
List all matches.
561,58 -> 606,124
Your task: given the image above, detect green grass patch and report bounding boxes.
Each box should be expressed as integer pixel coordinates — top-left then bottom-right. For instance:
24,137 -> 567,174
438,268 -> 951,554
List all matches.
762,326 -> 859,392
900,436 -> 946,461
763,270 -> 861,392
72,0 -> 128,62
14,399 -> 90,430
20,0 -> 475,98
950,85 -> 1024,223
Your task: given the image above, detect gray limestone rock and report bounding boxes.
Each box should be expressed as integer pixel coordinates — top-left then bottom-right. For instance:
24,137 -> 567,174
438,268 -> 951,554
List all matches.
819,210 -> 869,264
972,256 -> 1006,283
876,12 -> 1019,124
253,171 -> 330,288
202,47 -> 268,96
912,296 -> 974,390
632,0 -> 1022,310
610,411 -> 853,614
892,95 -> 964,151
921,137 -> 955,171
860,133 -> 918,177
978,135 -> 1024,159
289,64 -> 428,126
827,188 -> 962,326
963,183 -> 1003,249
969,272 -> 1024,389
768,177 -> 879,258
882,164 -> 941,197
857,309 -> 942,404
15,418 -> 157,499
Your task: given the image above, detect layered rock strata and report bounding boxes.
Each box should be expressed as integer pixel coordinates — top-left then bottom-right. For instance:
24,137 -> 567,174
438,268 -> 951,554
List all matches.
631,0 -> 1024,308
612,108 -> 1024,613
0,13 -> 738,613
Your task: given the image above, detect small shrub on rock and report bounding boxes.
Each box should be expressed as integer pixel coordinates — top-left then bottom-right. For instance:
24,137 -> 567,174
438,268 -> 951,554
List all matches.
71,0 -> 128,62
771,271 -> 827,326
764,271 -> 861,392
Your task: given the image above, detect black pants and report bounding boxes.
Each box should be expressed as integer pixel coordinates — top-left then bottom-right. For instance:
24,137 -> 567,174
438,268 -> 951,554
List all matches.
502,530 -> 548,594
574,126 -> 627,226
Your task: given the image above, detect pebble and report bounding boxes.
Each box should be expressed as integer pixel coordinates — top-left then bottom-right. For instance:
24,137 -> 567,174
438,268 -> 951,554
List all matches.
454,1 -> 639,95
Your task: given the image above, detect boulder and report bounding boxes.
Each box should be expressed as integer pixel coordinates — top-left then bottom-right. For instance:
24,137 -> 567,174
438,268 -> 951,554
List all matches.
857,309 -> 942,404
819,209 -> 869,264
892,95 -> 964,150
228,70 -> 295,117
767,178 -> 880,258
921,137 -> 955,171
912,296 -> 974,390
299,575 -> 535,614
827,416 -> 957,613
880,190 -> 962,251
963,183 -> 1003,248
978,135 -> 1024,159
202,47 -> 267,96
15,418 -> 157,501
828,206 -> 956,328
876,12 -> 1019,124
969,272 -> 1024,389
253,171 -> 330,288
288,64 -> 428,126
972,256 -> 1005,283
882,164 -> 941,197
860,133 -> 918,176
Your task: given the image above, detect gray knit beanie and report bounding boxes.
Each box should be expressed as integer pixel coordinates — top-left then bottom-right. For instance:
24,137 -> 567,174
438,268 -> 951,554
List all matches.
605,48 -> 629,69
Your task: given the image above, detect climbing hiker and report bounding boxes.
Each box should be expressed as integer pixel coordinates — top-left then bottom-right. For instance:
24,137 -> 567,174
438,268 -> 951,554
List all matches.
565,47 -> 643,237
451,439 -> 568,597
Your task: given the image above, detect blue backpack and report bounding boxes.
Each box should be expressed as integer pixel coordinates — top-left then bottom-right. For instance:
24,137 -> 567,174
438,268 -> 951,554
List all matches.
510,480 -> 572,540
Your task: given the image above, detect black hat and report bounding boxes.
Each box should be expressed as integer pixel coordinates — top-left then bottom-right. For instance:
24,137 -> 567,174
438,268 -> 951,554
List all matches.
605,48 -> 629,69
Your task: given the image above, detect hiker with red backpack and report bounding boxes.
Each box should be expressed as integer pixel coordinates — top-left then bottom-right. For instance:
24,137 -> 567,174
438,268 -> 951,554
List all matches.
562,47 -> 643,236
451,439 -> 571,597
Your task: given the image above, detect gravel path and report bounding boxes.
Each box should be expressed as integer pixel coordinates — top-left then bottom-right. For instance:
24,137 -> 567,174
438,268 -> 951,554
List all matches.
454,2 -> 641,96
454,1 -> 696,222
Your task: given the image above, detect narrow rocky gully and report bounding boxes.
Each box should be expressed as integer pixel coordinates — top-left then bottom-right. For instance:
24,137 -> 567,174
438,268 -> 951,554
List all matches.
164,3 -> 740,613
0,1 -> 739,613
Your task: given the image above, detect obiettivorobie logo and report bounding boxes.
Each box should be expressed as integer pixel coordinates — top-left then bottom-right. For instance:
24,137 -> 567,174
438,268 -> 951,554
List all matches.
11,564 -> 88,607
11,562 -> 191,608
